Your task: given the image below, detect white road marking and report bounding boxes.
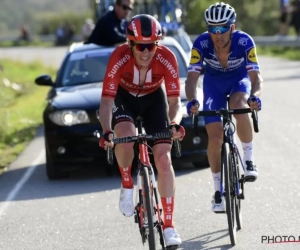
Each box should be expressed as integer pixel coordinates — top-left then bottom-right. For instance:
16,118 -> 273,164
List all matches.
0,150 -> 44,218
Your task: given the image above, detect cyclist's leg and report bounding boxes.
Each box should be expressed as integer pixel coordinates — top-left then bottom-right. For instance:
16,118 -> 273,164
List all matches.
143,88 -> 181,247
203,75 -> 229,212
112,88 -> 137,217
230,76 -> 258,180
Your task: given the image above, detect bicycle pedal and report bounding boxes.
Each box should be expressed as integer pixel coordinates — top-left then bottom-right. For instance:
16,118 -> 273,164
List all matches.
134,214 -> 138,223
238,194 -> 245,200
166,245 -> 180,250
214,211 -> 226,214
245,176 -> 257,182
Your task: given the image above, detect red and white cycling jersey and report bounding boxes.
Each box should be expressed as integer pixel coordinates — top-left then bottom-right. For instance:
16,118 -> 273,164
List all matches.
102,44 -> 180,99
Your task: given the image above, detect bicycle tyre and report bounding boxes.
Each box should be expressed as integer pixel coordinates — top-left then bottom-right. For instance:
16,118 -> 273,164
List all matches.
142,166 -> 156,250
233,148 -> 242,230
223,143 -> 237,246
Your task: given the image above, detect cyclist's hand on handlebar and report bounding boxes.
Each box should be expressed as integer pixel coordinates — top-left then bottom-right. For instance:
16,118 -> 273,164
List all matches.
247,95 -> 261,111
187,99 -> 200,116
99,130 -> 114,150
169,122 -> 185,141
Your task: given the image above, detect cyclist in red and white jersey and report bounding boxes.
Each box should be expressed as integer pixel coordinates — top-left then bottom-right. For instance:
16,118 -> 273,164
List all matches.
99,14 -> 184,248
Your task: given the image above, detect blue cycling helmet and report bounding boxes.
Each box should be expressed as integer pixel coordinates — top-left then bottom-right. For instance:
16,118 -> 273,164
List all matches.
204,2 -> 236,26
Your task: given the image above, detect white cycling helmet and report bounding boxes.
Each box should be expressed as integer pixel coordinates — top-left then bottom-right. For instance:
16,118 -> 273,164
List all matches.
204,2 -> 236,26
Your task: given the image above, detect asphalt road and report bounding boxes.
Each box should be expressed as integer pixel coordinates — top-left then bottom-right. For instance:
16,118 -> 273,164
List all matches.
1,47 -> 300,250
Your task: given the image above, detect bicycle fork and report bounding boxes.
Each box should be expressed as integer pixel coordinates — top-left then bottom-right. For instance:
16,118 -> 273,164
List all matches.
134,164 -> 163,228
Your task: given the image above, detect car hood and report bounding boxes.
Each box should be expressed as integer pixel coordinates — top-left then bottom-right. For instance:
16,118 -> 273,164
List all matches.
50,79 -> 203,109
51,83 -> 102,109
179,78 -> 203,102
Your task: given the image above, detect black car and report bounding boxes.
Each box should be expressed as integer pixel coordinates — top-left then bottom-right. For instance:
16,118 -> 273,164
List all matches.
35,36 -> 208,180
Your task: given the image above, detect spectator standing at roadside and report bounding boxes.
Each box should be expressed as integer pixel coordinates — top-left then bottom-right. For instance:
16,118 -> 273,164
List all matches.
290,0 -> 300,37
85,0 -> 134,46
278,0 -> 290,36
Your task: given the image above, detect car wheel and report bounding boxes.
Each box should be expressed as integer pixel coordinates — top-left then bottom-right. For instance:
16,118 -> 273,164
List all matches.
46,152 -> 69,180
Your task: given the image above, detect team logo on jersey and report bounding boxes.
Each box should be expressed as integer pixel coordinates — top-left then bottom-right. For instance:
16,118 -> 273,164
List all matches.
190,49 -> 201,64
247,47 -> 257,63
238,37 -> 249,46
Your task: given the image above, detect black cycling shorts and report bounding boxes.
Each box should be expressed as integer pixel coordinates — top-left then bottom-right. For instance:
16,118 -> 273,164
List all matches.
112,86 -> 171,145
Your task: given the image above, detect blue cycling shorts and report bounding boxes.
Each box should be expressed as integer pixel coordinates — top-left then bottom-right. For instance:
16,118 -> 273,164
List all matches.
202,72 -> 251,125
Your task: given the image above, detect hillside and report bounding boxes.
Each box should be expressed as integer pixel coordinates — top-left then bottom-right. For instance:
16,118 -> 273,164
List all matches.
0,0 -> 90,36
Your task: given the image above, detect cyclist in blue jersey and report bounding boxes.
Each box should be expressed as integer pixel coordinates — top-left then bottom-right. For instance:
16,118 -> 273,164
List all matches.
185,2 -> 263,213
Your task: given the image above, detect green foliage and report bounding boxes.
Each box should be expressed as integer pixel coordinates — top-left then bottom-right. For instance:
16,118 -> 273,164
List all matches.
184,0 -> 280,35
0,0 -> 91,36
0,59 -> 56,168
257,46 -> 300,60
35,12 -> 92,35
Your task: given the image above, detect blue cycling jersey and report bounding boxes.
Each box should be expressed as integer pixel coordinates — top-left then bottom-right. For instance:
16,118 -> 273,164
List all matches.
188,30 -> 260,76
187,30 -> 260,125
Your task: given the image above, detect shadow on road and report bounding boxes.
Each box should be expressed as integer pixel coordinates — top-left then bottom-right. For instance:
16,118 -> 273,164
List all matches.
180,229 -> 233,250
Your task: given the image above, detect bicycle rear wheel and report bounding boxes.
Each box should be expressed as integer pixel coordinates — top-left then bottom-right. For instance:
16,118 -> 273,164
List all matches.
223,143 -> 237,246
142,166 -> 156,250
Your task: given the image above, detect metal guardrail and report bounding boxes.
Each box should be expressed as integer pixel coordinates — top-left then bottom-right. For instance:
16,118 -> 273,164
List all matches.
1,34 -> 300,47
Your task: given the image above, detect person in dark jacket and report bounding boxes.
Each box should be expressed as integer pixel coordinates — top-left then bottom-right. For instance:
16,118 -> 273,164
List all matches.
290,0 -> 300,36
85,0 -> 134,46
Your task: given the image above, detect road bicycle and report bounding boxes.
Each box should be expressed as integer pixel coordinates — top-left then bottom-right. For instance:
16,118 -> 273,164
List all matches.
194,99 -> 259,246
96,116 -> 181,250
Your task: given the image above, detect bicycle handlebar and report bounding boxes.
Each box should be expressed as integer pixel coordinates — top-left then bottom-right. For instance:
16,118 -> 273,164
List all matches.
95,131 -> 181,165
112,131 -> 173,144
193,108 -> 259,133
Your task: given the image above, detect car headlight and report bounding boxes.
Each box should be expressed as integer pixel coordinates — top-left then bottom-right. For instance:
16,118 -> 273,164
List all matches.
49,110 -> 90,126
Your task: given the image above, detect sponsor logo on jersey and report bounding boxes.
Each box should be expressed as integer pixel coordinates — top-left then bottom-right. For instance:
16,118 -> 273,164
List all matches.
108,54 -> 130,78
227,58 -> 244,68
204,58 -> 244,71
156,54 -> 178,78
238,37 -> 249,46
200,40 -> 209,49
190,49 -> 201,64
247,47 -> 257,63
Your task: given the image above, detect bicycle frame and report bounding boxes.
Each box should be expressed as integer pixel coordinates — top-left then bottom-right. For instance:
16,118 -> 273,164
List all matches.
135,117 -> 164,244
221,112 -> 243,199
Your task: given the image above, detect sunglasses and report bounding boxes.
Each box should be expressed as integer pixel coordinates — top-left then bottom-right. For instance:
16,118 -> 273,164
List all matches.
133,43 -> 157,52
208,25 -> 231,34
120,4 -> 133,11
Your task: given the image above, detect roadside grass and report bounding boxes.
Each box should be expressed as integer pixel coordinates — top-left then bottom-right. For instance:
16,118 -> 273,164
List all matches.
0,59 -> 56,168
0,40 -> 53,48
257,46 -> 300,61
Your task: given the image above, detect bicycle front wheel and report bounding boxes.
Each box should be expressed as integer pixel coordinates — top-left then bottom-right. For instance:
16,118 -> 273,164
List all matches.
233,148 -> 242,230
223,143 -> 237,246
142,166 -> 156,250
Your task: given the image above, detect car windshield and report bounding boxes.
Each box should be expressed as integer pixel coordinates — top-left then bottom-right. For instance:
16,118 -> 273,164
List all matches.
172,34 -> 191,53
61,50 -> 111,86
60,45 -> 187,87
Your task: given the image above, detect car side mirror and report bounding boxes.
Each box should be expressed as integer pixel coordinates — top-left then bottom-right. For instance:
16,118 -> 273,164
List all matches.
35,74 -> 54,86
